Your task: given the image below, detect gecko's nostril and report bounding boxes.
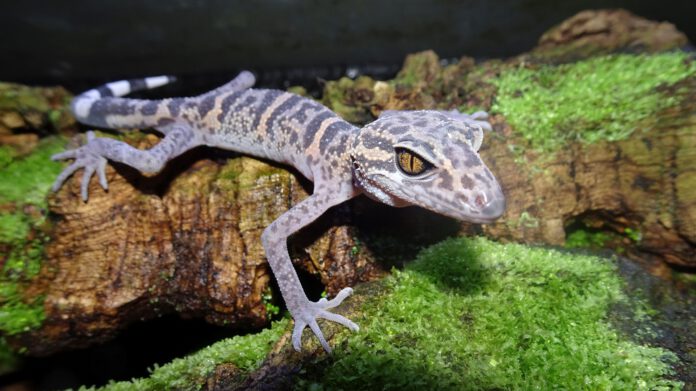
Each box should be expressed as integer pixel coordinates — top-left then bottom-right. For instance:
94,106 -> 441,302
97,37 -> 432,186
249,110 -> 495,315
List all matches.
474,193 -> 487,208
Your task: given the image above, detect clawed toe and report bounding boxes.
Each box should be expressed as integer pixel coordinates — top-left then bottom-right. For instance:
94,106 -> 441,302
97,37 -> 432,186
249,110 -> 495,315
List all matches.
51,135 -> 109,200
291,287 -> 358,353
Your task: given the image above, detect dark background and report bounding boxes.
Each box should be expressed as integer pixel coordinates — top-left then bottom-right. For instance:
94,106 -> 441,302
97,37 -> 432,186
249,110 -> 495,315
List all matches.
2,0 -> 695,91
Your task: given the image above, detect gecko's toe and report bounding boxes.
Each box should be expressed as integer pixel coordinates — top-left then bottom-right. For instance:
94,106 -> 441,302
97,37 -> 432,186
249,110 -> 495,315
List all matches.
97,159 -> 109,190
51,150 -> 77,161
469,110 -> 489,120
318,310 -> 359,332
322,287 -> 354,309
81,165 -> 96,201
52,162 -> 81,192
308,319 -> 331,353
292,320 -> 306,352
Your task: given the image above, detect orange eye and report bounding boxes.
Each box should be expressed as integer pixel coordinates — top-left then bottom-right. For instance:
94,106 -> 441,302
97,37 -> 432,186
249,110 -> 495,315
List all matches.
395,148 -> 433,176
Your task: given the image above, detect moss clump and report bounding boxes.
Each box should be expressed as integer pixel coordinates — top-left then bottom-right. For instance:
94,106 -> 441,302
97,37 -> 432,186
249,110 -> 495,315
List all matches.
298,237 -> 681,390
492,52 -> 696,152
321,76 -> 376,124
0,136 -> 66,207
0,213 -> 31,244
0,136 -> 65,336
87,319 -> 288,391
0,145 -> 14,169
0,83 -> 74,131
565,229 -> 613,249
0,337 -> 18,375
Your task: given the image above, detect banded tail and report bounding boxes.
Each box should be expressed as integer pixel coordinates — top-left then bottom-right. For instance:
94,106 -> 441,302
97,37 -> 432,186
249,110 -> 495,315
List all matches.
71,75 -> 177,129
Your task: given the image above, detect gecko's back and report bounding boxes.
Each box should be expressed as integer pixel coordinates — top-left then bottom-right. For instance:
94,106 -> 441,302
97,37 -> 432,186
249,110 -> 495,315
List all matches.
71,73 -> 358,182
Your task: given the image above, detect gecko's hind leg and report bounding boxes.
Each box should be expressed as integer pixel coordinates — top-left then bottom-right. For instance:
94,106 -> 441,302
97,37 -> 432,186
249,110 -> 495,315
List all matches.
52,124 -> 200,200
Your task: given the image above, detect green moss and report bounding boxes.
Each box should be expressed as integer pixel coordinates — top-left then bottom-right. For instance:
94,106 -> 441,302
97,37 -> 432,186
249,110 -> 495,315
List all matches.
0,83 -> 51,112
0,83 -> 74,132
565,224 -> 643,251
298,237 -> 682,390
624,227 -> 642,243
394,50 -> 440,88
491,53 -> 696,152
0,213 -> 30,244
88,319 -> 288,391
0,337 -> 19,375
262,286 -> 280,320
321,76 -> 375,124
0,136 -> 65,336
0,145 -> 14,169
565,229 -> 613,249
0,282 -> 45,335
0,136 -> 66,207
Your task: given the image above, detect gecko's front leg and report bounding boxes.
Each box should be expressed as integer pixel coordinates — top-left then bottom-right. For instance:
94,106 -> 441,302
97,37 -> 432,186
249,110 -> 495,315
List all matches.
261,186 -> 359,353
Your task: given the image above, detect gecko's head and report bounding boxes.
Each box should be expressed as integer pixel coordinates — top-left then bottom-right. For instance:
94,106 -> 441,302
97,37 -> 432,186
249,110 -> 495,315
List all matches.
350,110 -> 505,223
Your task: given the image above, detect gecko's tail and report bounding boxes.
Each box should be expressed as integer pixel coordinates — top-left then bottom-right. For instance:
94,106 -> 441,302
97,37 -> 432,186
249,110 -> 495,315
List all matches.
71,75 -> 178,129
78,76 -> 176,100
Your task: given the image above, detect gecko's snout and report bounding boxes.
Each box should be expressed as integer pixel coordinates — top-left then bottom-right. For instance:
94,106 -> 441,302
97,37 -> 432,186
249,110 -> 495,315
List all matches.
466,189 -> 506,222
480,196 -> 506,219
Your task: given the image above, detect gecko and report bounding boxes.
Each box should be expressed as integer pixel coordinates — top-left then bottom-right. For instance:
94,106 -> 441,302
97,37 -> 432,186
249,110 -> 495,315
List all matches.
51,71 -> 506,353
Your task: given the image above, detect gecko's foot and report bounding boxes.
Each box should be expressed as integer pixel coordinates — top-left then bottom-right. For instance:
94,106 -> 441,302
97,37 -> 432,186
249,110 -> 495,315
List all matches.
291,287 -> 359,353
51,131 -> 108,201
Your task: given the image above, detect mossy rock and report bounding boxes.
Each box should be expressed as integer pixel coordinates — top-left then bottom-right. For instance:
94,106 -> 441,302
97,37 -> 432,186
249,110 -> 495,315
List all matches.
0,137 -> 66,373
89,237 -> 689,390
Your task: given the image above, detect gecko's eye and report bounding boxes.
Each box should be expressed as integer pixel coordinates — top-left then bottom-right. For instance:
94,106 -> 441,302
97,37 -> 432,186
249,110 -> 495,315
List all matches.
395,147 -> 434,176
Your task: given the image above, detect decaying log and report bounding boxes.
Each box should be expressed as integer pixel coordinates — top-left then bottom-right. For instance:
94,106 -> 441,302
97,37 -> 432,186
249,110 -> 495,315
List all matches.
14,136 -> 386,355
534,9 -> 688,60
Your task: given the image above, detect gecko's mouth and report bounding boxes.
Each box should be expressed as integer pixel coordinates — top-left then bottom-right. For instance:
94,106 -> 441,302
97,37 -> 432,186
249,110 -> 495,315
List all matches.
366,174 -> 506,224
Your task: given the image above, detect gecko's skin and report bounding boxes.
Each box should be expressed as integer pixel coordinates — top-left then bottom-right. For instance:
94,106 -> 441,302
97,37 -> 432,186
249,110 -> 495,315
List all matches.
51,71 -> 506,352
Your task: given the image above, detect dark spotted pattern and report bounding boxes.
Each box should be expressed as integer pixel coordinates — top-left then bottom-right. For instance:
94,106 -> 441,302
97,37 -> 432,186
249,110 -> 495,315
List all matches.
250,90 -> 281,131
97,86 -> 114,97
387,125 -> 409,135
217,90 -> 248,123
462,150 -> 482,167
264,95 -> 303,141
86,98 -> 137,127
294,101 -> 322,123
461,175 -> 474,189
439,171 -> 454,190
302,112 -> 334,148
359,134 -> 393,150
319,121 -> 352,154
167,99 -> 185,118
140,101 -> 160,116
197,95 -> 217,118
129,78 -> 148,92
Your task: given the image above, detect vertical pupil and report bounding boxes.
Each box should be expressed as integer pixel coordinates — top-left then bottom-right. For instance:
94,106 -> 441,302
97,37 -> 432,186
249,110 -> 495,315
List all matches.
397,149 -> 429,175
